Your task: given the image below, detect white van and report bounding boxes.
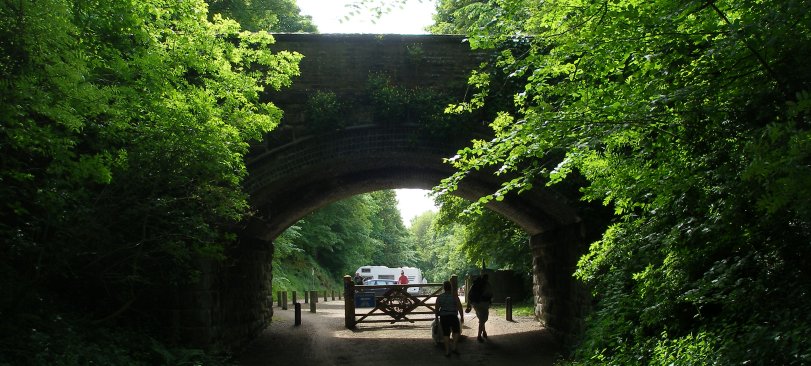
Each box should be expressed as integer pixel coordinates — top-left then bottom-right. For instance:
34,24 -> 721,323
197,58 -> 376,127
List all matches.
355,265 -> 423,294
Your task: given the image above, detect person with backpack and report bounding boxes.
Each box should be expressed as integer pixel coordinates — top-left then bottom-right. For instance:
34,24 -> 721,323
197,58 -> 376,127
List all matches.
465,274 -> 493,342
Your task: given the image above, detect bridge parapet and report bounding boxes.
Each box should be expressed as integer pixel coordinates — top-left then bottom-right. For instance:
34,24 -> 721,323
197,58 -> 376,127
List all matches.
250,33 -> 489,157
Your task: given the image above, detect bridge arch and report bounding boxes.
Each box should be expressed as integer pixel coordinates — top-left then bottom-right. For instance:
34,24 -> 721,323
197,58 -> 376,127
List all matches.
244,123 -> 580,240
181,34 -> 601,350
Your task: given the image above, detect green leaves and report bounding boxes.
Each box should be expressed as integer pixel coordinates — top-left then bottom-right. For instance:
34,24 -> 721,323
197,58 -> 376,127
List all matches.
276,190 -> 415,278
0,0 -> 311,362
432,0 -> 811,363
205,0 -> 317,32
0,0 -> 302,342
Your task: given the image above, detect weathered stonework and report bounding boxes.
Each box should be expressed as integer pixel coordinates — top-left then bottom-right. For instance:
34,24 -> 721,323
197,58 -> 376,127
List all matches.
530,225 -> 592,348
164,34 -> 607,352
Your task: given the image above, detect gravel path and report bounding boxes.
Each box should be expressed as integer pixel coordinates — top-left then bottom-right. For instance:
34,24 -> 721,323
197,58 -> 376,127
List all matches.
237,299 -> 560,366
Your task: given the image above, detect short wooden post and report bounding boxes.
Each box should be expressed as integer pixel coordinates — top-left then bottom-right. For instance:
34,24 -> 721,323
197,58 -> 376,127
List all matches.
292,291 -> 297,304
506,296 -> 513,321
309,291 -> 317,313
344,275 -> 356,329
294,302 -> 301,326
323,290 -> 327,302
282,291 -> 288,310
277,291 -> 282,307
465,275 -> 471,304
304,290 -> 309,304
331,290 -> 335,301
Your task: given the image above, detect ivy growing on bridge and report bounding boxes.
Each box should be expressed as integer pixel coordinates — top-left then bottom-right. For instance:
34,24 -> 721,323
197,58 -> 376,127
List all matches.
302,72 -> 483,140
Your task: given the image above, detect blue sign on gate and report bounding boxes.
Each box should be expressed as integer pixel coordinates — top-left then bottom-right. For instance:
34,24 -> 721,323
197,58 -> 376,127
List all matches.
354,292 -> 376,308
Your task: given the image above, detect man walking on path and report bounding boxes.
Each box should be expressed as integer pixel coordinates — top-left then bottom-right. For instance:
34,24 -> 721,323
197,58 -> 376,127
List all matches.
466,274 -> 493,342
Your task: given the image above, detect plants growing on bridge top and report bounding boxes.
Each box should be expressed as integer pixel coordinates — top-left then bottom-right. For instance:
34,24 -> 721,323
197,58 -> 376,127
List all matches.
302,73 -> 477,138
365,73 -> 476,138
305,90 -> 347,133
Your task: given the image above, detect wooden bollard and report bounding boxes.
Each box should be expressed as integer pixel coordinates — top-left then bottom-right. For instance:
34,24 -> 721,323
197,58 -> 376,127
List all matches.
506,296 -> 513,321
310,290 -> 317,313
292,291 -> 297,304
344,275 -> 356,328
282,291 -> 288,310
277,291 -> 282,307
323,290 -> 327,302
304,291 -> 309,304
294,302 -> 301,326
331,290 -> 335,301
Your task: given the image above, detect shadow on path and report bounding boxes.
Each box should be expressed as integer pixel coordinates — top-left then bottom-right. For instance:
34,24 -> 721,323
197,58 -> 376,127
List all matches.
238,301 -> 560,366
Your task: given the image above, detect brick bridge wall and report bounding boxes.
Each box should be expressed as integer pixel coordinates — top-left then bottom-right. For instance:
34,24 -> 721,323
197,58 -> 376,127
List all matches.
169,34 -> 598,351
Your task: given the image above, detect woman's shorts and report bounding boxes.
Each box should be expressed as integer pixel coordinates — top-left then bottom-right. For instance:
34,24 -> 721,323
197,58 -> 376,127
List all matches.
439,315 -> 460,336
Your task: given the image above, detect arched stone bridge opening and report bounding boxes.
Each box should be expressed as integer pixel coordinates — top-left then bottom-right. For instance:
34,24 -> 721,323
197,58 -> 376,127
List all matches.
178,34 -> 606,351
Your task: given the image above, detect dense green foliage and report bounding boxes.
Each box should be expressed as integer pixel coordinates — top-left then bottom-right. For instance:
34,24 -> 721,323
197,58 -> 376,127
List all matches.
428,0 -> 492,35
408,204 -> 532,289
206,0 -> 317,32
409,210 -> 470,282
274,190 -> 416,286
431,0 -> 811,364
1,0 -> 301,363
301,73 -> 473,138
271,188 -> 534,293
434,195 -> 530,275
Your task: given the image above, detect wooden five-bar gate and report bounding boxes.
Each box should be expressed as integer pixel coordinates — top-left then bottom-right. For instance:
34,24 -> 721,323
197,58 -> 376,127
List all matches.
342,275 -> 458,328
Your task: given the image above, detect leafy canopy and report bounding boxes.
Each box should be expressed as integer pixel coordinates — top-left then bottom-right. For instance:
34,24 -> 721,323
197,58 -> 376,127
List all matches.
275,190 -> 416,280
432,0 -> 811,364
1,0 -> 301,362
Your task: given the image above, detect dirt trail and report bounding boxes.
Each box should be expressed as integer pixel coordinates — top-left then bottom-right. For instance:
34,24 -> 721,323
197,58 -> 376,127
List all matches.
237,299 -> 560,366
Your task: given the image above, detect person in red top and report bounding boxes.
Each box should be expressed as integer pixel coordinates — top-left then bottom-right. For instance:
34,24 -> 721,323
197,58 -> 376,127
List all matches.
398,270 -> 409,284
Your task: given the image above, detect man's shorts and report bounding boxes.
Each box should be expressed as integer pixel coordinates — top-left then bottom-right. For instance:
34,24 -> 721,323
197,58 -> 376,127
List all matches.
473,302 -> 490,323
439,315 -> 460,336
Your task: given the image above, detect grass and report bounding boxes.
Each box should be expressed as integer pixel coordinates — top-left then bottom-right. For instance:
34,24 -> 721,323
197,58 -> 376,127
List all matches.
490,298 -> 536,317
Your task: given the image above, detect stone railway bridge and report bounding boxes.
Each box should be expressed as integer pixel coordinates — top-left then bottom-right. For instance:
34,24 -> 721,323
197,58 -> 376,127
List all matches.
170,34 -> 605,351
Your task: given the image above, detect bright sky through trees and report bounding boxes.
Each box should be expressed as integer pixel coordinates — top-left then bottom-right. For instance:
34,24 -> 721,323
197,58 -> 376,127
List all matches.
296,0 -> 439,225
297,0 -> 436,34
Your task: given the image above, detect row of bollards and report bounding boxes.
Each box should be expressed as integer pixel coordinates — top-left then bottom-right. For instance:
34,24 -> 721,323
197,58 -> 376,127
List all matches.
277,290 -> 342,326
277,290 -> 341,306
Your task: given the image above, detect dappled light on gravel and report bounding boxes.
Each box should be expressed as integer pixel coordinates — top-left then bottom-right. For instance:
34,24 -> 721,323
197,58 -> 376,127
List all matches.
239,300 -> 559,366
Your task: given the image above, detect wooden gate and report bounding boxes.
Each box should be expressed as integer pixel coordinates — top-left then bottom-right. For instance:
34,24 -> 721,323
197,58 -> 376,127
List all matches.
343,275 -> 458,328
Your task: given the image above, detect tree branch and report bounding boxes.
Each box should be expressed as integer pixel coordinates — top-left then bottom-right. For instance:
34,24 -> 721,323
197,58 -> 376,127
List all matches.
708,1 -> 787,97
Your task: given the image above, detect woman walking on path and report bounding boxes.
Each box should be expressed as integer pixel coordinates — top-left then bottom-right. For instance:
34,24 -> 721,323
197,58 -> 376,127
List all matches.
435,280 -> 464,357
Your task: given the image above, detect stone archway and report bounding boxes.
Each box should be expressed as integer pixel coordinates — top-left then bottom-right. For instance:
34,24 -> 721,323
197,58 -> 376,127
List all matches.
180,34 -> 605,350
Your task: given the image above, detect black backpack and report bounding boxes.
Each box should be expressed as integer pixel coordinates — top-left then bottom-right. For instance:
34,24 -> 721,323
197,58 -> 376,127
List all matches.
468,279 -> 483,302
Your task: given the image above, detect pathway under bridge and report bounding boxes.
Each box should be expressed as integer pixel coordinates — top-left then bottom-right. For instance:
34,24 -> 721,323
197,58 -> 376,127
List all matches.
168,33 -> 608,352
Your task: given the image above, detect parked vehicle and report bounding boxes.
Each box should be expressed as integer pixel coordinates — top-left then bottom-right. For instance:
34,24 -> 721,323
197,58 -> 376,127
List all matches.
355,265 -> 423,294
362,279 -> 398,297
